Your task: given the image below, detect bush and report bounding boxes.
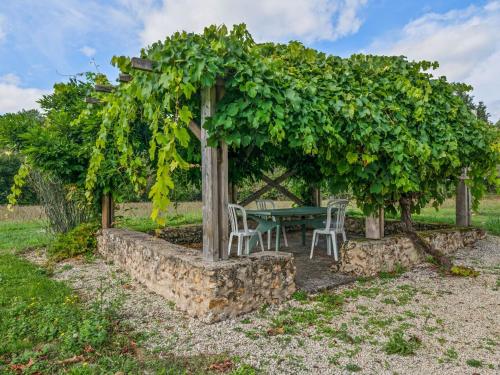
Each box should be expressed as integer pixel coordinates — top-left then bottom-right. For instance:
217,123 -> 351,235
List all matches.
48,222 -> 99,261
29,171 -> 94,233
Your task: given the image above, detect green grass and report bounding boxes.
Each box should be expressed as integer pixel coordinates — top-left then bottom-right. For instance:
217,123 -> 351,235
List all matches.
0,220 -> 52,254
116,212 -> 202,232
350,195 -> 500,235
0,215 -> 254,374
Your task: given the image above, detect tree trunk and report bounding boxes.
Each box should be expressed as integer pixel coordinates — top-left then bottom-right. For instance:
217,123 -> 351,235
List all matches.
399,196 -> 414,232
399,195 -> 452,271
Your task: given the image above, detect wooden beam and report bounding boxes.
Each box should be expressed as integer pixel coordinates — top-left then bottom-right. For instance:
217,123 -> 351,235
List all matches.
118,73 -> 132,83
188,120 -> 201,141
261,174 -> 305,206
131,57 -> 154,72
85,97 -> 102,104
94,84 -> 114,93
238,170 -> 296,207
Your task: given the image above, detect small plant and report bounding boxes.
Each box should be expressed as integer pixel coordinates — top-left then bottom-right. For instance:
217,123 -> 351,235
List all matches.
48,221 -> 100,261
450,265 -> 480,277
291,290 -> 308,302
466,359 -> 483,368
345,363 -> 362,372
383,330 -> 421,355
379,264 -> 406,279
444,348 -> 458,361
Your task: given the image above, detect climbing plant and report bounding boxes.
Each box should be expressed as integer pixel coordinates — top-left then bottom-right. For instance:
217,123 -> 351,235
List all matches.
84,24 -> 499,225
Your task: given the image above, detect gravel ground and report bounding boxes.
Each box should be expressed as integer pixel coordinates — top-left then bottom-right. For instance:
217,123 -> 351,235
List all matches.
24,236 -> 500,374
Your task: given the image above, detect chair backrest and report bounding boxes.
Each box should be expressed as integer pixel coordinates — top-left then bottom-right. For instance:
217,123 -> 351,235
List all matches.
228,204 -> 248,232
256,199 -> 276,210
325,199 -> 349,231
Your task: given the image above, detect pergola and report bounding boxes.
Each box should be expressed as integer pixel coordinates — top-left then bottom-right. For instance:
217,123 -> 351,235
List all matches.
93,58 -> 473,263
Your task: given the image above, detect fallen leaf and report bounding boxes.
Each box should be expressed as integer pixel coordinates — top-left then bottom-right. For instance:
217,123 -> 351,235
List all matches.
208,359 -> 234,373
57,355 -> 84,365
267,326 -> 285,336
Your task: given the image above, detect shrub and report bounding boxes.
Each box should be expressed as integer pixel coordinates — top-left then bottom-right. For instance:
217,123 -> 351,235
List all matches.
29,171 -> 94,233
48,221 -> 99,261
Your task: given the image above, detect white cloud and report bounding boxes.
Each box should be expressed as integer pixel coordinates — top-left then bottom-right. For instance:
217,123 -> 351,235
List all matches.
80,45 -> 96,57
369,1 -> 500,122
0,74 -> 50,114
138,0 -> 368,45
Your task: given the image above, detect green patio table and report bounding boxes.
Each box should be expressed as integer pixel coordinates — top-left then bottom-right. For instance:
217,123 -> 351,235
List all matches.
246,206 -> 328,251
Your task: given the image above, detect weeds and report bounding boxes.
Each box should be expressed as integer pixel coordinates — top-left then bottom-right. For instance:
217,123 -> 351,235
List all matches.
383,330 -> 421,355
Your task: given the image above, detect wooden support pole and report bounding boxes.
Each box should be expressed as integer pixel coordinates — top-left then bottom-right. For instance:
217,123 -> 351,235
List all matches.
101,194 -> 113,229
201,84 -> 229,261
365,207 -> 384,239
131,57 -> 154,72
456,169 -> 471,226
216,80 -> 229,260
312,187 -> 321,206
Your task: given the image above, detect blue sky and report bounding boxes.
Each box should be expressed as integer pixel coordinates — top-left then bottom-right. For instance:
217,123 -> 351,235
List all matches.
0,0 -> 499,121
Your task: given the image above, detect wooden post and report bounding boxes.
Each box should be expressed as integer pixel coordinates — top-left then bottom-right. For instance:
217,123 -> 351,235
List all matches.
311,187 -> 321,206
101,194 -> 113,229
456,169 -> 471,226
365,207 -> 384,239
201,83 -> 229,261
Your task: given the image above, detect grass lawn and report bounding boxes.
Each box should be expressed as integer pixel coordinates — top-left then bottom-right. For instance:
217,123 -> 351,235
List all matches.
348,195 -> 500,236
0,217 -> 251,374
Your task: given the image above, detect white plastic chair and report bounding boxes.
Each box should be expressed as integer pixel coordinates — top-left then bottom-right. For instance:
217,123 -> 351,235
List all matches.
310,199 -> 348,261
256,199 -> 289,250
228,204 -> 265,256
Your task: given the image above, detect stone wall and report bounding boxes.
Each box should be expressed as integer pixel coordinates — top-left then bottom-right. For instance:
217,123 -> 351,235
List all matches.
98,229 -> 296,323
339,227 -> 485,276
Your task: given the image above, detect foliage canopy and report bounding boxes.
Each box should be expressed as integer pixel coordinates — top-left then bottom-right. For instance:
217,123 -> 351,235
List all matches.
84,24 -> 499,223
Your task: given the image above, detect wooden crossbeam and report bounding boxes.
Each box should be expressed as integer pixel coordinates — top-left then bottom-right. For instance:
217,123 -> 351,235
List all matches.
131,57 -> 154,72
118,73 -> 132,83
261,174 -> 305,206
85,97 -> 102,104
94,84 -> 114,93
238,170 -> 297,207
188,121 -> 201,141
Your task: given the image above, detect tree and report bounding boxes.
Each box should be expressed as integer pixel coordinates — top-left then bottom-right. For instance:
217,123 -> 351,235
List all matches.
83,24 -> 499,232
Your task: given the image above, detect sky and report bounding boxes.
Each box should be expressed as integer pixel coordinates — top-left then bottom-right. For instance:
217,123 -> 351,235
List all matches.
0,0 -> 499,121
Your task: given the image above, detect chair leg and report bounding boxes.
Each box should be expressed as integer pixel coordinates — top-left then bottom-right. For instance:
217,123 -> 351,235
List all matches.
245,237 -> 250,255
228,233 -> 234,256
237,236 -> 242,256
282,226 -> 289,247
327,235 -> 331,256
315,235 -> 319,246
258,232 -> 265,252
331,233 -> 339,261
310,231 -> 317,259
267,230 -> 271,250
342,230 -> 347,242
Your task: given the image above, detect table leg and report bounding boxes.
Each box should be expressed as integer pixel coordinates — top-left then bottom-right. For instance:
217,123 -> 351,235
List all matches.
275,221 -> 281,251
301,224 -> 306,245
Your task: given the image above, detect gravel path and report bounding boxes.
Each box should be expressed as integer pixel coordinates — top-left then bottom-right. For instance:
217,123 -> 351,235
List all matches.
24,236 -> 500,374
